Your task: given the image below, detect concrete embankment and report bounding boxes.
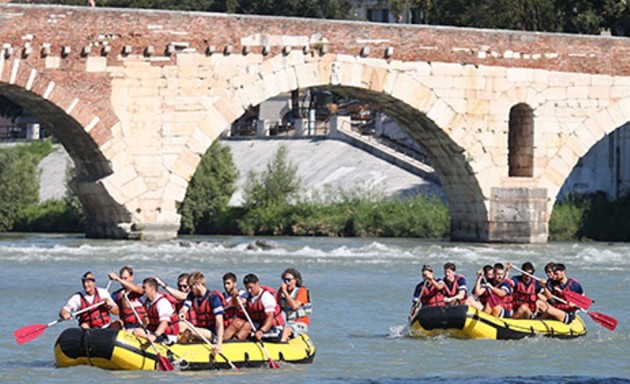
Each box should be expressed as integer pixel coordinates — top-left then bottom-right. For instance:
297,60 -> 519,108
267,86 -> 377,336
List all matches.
38,140 -> 442,204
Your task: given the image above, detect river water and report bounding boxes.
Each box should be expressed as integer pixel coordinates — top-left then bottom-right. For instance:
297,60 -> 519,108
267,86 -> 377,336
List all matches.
1,234 -> 628,383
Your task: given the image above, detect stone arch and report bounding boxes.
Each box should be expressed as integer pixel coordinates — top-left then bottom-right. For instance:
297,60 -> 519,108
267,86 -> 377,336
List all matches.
508,103 -> 534,177
0,78 -> 131,238
199,57 -> 493,242
543,97 -> 630,215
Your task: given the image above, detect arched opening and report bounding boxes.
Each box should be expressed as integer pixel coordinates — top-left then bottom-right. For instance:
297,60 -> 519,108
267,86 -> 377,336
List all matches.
508,103 -> 534,177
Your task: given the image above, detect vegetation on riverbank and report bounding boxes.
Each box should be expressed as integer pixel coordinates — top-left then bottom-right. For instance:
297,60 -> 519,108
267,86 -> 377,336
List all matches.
0,141 -> 85,233
549,192 -> 630,241
2,141 -> 629,241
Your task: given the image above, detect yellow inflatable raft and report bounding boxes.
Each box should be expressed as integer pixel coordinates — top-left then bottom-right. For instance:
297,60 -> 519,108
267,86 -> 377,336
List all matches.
409,305 -> 587,339
54,328 -> 316,370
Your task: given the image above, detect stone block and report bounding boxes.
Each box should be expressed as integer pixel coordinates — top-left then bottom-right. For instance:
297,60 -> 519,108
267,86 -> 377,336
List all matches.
588,86 -> 610,100
85,56 -> 107,73
170,147 -> 200,181
361,65 -> 388,93
431,62 -> 464,77
506,67 -> 534,83
426,99 -> 456,128
591,74 -> 613,86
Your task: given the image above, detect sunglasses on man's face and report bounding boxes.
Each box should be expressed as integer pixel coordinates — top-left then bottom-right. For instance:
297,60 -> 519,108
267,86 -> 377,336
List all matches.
283,277 -> 294,283
178,284 -> 189,289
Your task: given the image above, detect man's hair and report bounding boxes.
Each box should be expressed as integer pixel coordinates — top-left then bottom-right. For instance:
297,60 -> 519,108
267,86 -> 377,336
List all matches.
143,277 -> 158,289
281,268 -> 303,287
494,263 -> 504,270
553,263 -> 566,272
188,271 -> 206,288
444,262 -> 456,272
243,273 -> 259,285
483,265 -> 493,274
545,262 -> 556,272
522,261 -> 535,273
177,273 -> 190,282
223,272 -> 237,283
119,265 -> 133,276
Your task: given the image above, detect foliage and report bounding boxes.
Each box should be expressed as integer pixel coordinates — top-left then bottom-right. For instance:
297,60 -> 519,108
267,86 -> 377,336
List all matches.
243,144 -> 301,208
548,194 -> 589,241
178,141 -> 238,234
13,198 -> 85,232
0,145 -> 42,231
579,192 -> 630,241
235,191 -> 450,238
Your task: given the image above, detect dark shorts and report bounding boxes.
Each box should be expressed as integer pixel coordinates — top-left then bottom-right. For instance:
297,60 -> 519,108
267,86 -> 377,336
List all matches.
563,311 -> 576,324
498,307 -> 512,318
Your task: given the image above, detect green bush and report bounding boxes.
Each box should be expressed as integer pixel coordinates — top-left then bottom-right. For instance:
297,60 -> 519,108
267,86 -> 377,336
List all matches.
0,146 -> 41,230
243,144 -> 300,208
548,194 -> 589,241
178,141 -> 238,235
14,198 -> 85,233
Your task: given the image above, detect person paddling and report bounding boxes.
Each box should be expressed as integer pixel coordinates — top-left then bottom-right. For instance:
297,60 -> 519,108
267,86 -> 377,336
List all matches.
409,265 -> 442,320
179,272 -> 226,354
222,272 -> 246,328
224,274 -> 284,340
438,262 -> 468,305
508,262 -> 544,319
59,272 -> 119,329
133,278 -> 179,345
536,263 -> 584,324
109,266 -> 145,330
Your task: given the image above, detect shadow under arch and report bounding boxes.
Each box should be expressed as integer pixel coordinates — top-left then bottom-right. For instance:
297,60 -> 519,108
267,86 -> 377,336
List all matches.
0,82 -> 132,238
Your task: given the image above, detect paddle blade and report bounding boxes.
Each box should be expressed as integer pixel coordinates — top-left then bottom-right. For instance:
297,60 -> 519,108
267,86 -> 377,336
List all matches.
268,358 -> 280,369
565,290 -> 593,310
14,324 -> 47,345
157,353 -> 174,371
589,312 -> 618,331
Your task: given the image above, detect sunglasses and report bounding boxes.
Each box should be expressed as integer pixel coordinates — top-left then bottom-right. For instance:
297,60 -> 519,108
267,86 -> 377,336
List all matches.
283,277 -> 294,283
178,284 -> 189,289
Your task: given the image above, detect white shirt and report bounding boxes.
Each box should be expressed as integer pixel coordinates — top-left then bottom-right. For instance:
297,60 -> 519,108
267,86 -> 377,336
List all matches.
144,293 -> 174,322
63,287 -> 114,313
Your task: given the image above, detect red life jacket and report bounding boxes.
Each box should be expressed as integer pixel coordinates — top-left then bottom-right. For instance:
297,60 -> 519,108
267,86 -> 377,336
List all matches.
77,289 -> 110,328
553,278 -> 580,313
245,286 -> 284,328
224,293 -> 244,326
512,278 -> 538,312
113,289 -> 146,326
162,291 -> 196,325
497,278 -> 514,310
442,274 -> 467,305
419,283 -> 444,307
145,294 -> 180,336
192,290 -> 226,330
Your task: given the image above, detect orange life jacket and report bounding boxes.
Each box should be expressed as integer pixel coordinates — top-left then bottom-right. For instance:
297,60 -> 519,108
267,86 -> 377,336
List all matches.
442,274 -> 467,305
552,278 -> 580,313
419,282 -> 444,307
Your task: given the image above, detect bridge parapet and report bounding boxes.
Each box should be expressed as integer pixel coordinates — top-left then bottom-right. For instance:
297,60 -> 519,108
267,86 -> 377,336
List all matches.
1,5 -> 630,242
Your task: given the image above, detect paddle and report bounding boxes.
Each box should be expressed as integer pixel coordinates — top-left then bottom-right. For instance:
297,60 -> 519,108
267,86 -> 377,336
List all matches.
14,301 -> 104,345
123,292 -> 174,371
512,266 -> 617,331
237,296 -> 280,369
178,314 -> 238,370
512,266 -> 593,310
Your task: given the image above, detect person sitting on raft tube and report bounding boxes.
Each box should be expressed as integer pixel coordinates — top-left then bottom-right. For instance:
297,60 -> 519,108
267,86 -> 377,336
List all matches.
483,262 -> 514,318
408,265 -> 443,319
224,273 -> 284,341
277,268 -> 312,343
222,272 -> 246,328
507,262 -> 545,319
466,265 -> 496,312
134,277 -> 179,344
109,266 -> 145,330
179,271 -> 226,353
59,271 -> 119,329
438,262 -> 468,305
536,263 -> 584,324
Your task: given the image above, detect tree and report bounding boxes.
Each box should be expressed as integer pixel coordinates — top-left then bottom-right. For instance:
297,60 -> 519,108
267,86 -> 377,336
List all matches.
178,141 -> 238,234
0,147 -> 40,231
243,144 -> 300,208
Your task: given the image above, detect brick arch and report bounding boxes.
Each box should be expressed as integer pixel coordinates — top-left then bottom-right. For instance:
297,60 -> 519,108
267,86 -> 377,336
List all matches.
0,75 -> 133,238
200,57 -> 491,241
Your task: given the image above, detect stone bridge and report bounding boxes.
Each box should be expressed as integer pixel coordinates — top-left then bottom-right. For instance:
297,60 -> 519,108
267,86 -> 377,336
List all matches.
2,4 -> 630,242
